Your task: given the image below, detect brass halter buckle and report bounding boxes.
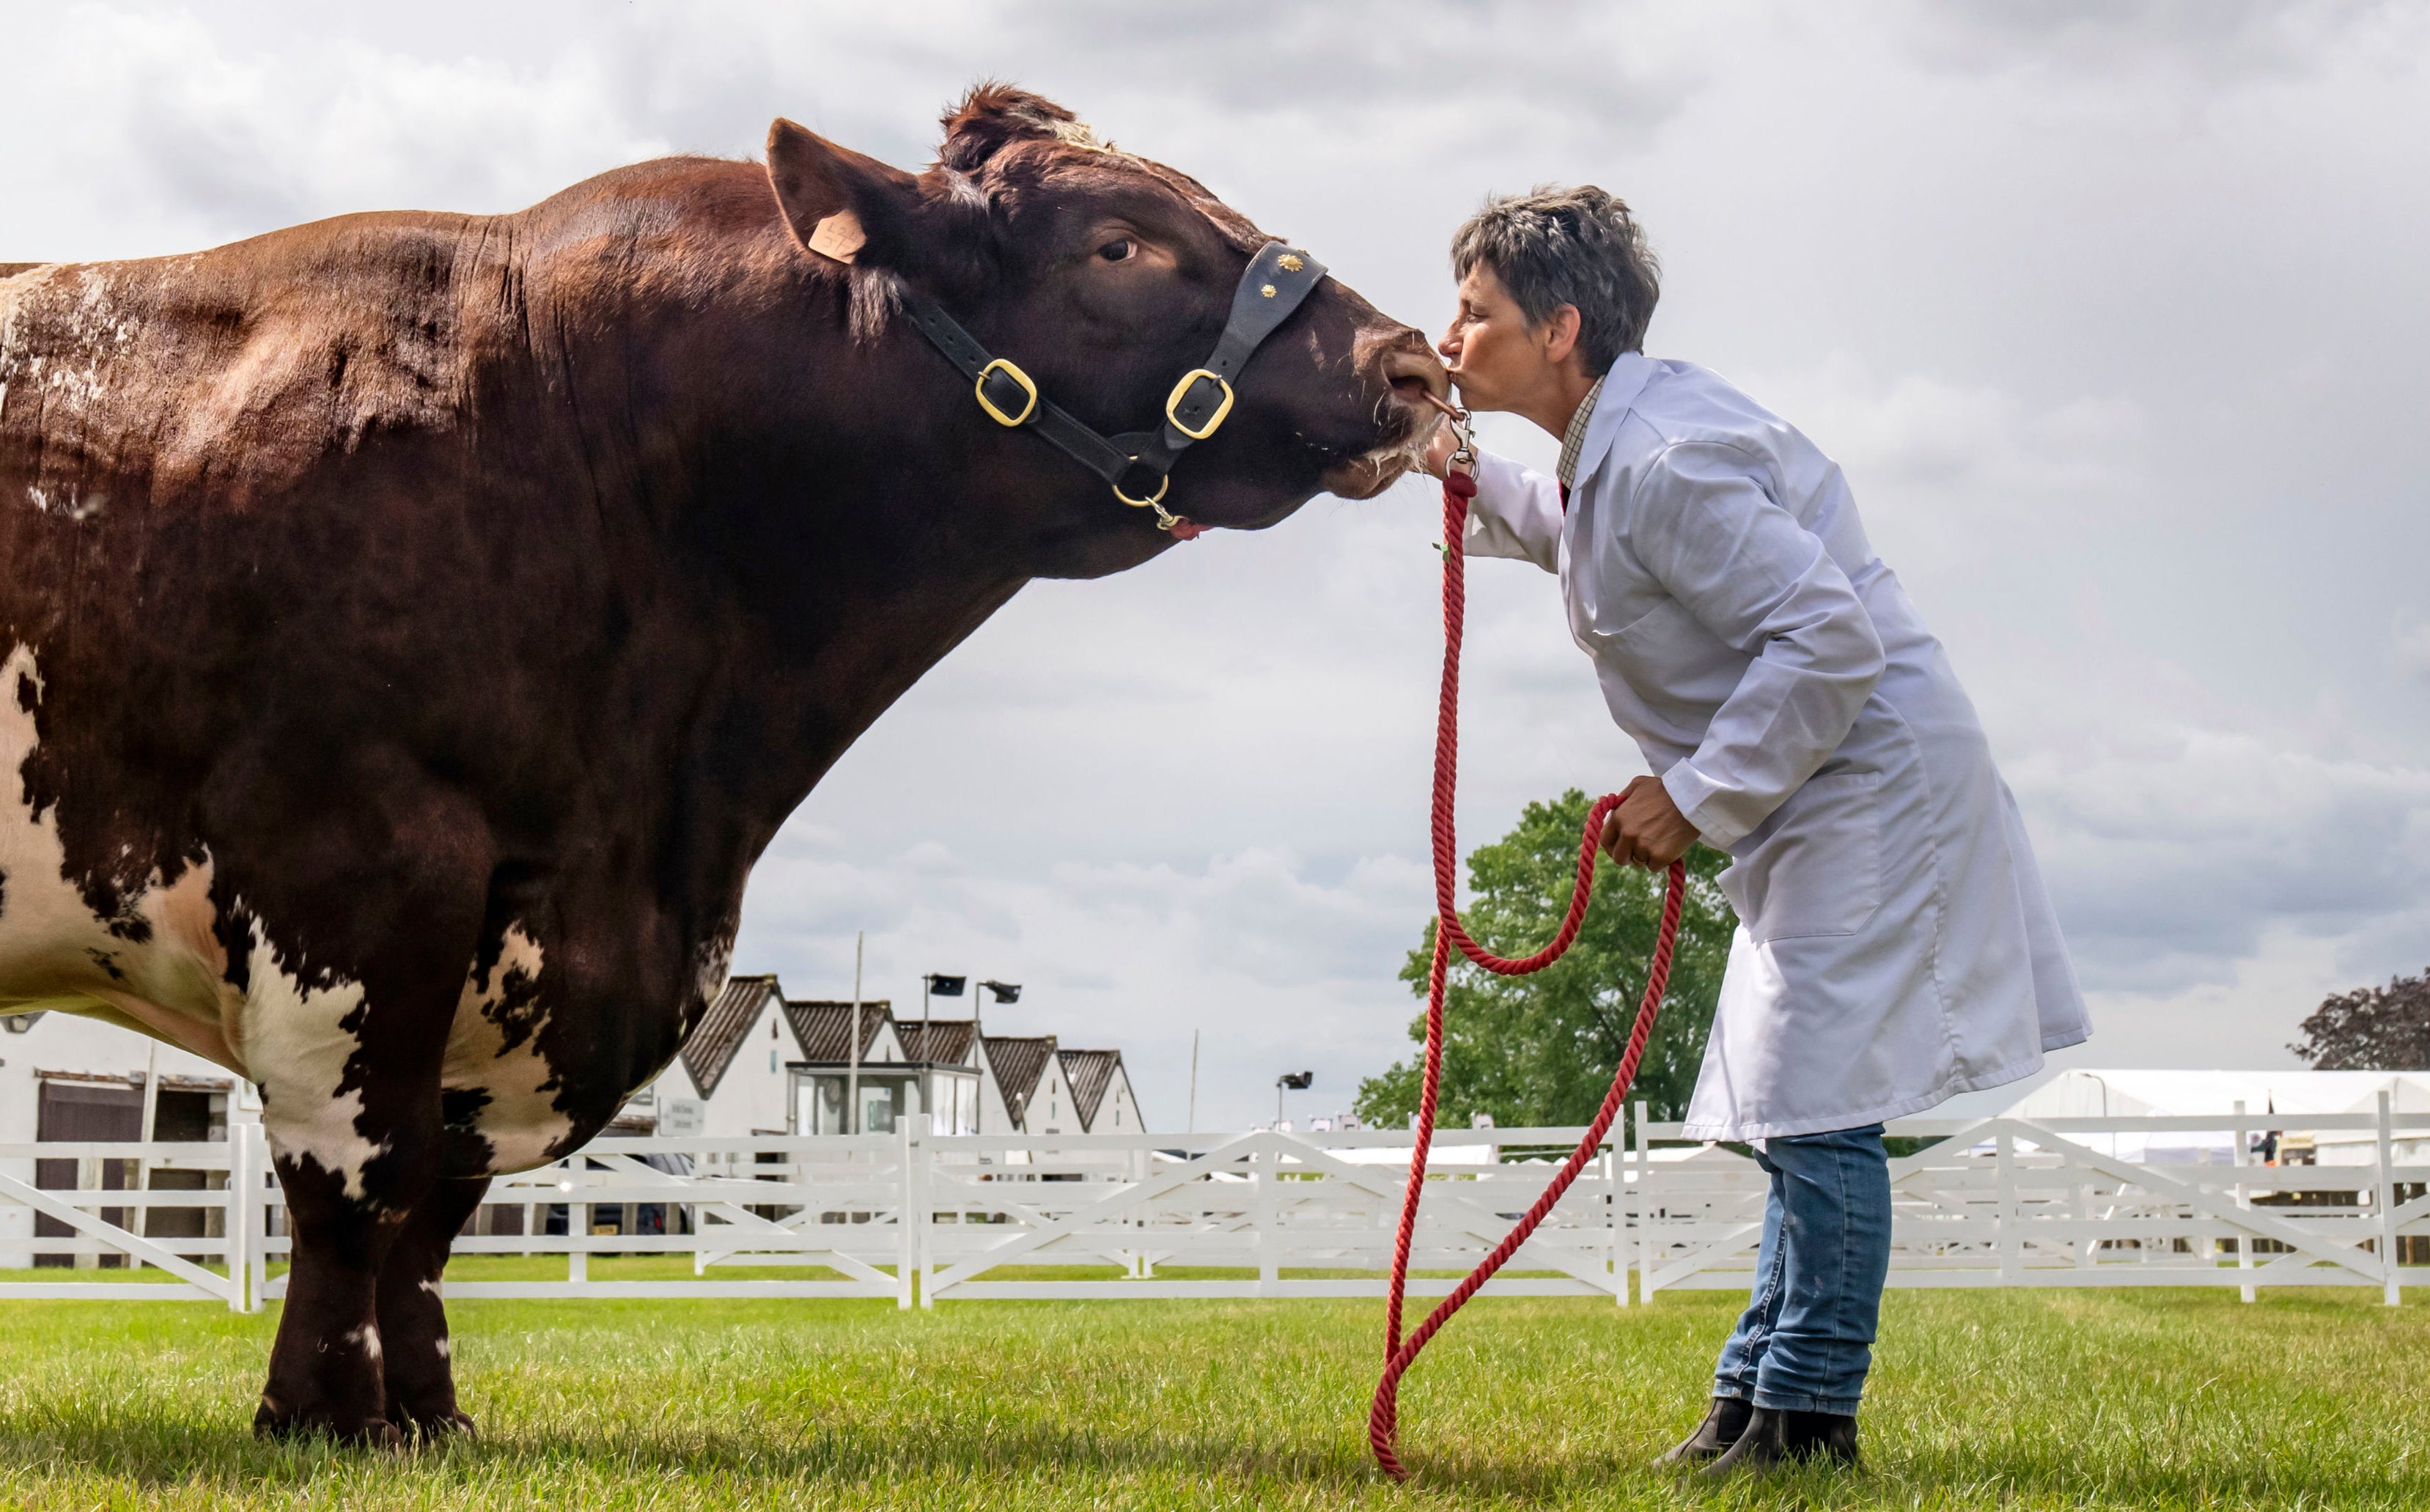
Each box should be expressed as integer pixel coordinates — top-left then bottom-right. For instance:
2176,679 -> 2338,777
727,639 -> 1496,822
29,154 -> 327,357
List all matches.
1163,369 -> 1236,441
973,358 -> 1039,427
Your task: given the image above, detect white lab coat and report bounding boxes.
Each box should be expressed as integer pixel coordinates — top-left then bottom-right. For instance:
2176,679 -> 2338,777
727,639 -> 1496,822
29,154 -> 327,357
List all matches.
1465,354 -> 2089,1140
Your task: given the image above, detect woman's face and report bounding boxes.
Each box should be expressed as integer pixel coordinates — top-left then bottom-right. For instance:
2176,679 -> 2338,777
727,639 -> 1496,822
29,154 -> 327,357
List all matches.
1437,262 -> 1559,413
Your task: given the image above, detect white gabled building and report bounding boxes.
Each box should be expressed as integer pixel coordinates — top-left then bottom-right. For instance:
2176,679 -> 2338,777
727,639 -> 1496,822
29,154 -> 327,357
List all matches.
7,975 -> 1144,1188
1056,1048 -> 1144,1135
624,975 -> 798,1138
784,997 -> 924,1134
1,1008 -> 257,1269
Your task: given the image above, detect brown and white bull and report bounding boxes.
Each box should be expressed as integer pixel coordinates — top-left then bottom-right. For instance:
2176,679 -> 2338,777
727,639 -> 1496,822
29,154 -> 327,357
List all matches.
0,85 -> 1443,1442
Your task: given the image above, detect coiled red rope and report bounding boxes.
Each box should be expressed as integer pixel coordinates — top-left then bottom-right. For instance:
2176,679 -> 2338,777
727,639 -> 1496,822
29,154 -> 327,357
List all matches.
1368,466 -> 1687,1480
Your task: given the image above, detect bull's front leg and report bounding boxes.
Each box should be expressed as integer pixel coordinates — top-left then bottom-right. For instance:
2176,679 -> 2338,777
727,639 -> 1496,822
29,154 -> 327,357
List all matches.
239,775 -> 493,1445
257,1138 -> 427,1445
374,1175 -> 492,1437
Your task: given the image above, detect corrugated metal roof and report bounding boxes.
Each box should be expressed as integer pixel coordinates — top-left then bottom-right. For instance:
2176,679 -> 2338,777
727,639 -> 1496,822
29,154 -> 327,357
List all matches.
897,1018 -> 977,1067
982,1035 -> 1057,1125
1058,1049 -> 1124,1131
784,1000 -> 894,1063
680,976 -> 782,1097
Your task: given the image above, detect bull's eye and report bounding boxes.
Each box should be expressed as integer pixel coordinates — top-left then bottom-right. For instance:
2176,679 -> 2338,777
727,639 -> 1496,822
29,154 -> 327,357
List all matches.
1097,237 -> 1136,263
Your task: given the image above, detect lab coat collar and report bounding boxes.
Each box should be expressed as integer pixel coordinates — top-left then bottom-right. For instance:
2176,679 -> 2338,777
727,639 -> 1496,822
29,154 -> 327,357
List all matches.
1568,351 -> 1654,495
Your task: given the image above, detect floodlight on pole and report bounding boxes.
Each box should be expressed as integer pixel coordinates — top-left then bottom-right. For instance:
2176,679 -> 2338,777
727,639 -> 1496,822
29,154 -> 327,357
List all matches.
919,973 -> 967,1126
1276,1069 -> 1313,1125
973,979 -> 1020,1049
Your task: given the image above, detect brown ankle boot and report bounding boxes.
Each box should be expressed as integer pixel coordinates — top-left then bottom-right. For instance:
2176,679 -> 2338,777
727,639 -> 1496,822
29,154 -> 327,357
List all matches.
1654,1395 -> 1753,1467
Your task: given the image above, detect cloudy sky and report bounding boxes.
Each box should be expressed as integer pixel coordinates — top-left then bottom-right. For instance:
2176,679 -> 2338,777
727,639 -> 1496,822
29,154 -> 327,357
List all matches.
7,1 -> 2425,1128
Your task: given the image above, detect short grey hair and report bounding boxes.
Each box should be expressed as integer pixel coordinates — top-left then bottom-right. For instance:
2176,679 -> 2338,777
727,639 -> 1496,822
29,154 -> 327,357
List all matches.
1450,185 -> 1660,375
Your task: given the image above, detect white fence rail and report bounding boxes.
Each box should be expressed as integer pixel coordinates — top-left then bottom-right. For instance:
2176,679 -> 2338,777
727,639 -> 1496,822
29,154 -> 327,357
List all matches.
1633,1093 -> 2430,1305
7,1102 -> 2427,1310
0,1124 -> 270,1306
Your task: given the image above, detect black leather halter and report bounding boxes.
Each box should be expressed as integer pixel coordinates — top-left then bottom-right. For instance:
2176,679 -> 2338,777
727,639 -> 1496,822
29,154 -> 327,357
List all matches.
897,240 -> 1328,533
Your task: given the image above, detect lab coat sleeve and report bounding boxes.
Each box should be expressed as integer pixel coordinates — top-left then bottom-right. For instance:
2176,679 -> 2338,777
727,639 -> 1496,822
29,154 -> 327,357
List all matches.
1632,441 -> 1886,849
1459,450 -> 1562,573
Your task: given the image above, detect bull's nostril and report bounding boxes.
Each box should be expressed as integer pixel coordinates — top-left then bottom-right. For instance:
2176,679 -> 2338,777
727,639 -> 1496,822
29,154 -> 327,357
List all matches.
1377,342 -> 1451,405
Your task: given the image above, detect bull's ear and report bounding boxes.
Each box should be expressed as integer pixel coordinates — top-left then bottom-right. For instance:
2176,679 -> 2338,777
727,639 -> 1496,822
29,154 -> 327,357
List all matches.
766,118 -> 919,267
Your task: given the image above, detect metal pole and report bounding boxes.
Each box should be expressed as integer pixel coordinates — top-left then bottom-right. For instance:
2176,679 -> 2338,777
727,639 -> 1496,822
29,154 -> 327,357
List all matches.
847,932 -> 863,1136
1187,1030 -> 1200,1133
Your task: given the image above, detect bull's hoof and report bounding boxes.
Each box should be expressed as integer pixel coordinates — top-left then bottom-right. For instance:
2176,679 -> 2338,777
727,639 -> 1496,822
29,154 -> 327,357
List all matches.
388,1402 -> 478,1442
254,1397 -> 406,1449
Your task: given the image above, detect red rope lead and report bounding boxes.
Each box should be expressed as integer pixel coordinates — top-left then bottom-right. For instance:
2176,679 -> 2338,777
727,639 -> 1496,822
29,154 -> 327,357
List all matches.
1368,468 -> 1687,1480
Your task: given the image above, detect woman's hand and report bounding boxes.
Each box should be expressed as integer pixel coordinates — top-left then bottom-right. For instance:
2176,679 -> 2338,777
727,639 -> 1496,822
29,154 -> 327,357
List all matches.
1599,775 -> 1700,870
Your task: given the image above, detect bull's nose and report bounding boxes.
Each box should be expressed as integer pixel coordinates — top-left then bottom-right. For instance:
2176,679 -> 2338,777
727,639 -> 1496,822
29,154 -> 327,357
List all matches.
1381,343 -> 1451,406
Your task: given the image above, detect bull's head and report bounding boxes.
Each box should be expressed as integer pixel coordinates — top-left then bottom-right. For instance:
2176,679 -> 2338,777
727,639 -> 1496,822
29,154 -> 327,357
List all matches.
764,84 -> 1446,575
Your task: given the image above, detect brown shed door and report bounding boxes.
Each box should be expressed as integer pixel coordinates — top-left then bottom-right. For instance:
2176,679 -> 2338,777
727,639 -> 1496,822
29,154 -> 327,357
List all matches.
34,1082 -> 144,1267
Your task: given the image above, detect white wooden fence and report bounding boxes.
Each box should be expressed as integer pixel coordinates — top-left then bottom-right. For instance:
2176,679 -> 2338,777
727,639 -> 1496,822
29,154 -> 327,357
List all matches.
6,1101 -> 2427,1310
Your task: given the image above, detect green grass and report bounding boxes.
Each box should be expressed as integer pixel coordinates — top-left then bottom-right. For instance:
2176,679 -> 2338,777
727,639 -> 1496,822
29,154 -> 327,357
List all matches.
2,1278 -> 2425,1509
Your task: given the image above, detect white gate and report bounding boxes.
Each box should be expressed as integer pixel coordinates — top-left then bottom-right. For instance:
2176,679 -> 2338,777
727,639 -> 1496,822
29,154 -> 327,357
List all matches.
1632,1094 -> 2430,1304
916,1127 -> 1623,1304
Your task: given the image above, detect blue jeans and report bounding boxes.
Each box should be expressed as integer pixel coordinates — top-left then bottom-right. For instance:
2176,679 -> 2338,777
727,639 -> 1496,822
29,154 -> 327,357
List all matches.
1711,1124 -> 1891,1417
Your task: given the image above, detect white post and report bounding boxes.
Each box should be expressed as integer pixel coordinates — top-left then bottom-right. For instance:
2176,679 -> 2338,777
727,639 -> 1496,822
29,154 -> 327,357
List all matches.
244,1121 -> 273,1311
916,1113 -> 936,1310
1605,1146 -> 1624,1307
1255,1137 -> 1277,1296
1995,1124 -> 2021,1285
568,1159 -> 588,1286
133,1040 -> 161,1269
2379,1088 -> 2401,1307
2233,1099 -> 2256,1303
2074,1175 -> 2094,1270
896,1113 -> 916,1309
1186,1030 -> 1199,1135
1635,1101 -> 1654,1304
227,1123 -> 257,1312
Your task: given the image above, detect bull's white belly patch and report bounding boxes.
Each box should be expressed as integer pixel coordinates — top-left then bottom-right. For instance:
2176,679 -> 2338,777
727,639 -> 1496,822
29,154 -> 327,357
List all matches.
441,924 -> 571,1174
236,919 -> 390,1203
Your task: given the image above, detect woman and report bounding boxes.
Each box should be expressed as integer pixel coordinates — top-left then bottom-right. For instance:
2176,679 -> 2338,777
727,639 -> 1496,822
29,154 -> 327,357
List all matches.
1426,185 -> 2089,1475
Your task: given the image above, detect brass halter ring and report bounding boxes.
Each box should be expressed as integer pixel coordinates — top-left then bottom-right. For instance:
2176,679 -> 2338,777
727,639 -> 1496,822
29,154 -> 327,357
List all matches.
1110,473 -> 1187,531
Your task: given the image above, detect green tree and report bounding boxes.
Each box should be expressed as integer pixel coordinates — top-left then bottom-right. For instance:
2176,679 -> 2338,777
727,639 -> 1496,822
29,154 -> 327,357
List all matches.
1355,789 -> 1739,1132
2290,967 -> 2430,1069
